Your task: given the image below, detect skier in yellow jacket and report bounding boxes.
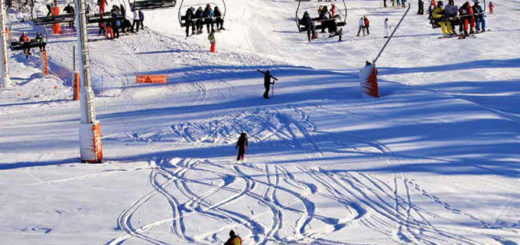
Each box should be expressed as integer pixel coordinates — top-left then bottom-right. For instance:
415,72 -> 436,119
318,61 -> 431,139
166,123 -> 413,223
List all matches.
432,1 -> 454,37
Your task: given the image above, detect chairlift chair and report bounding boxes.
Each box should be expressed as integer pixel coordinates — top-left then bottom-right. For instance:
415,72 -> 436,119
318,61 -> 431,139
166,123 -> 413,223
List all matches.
295,0 -> 347,32
129,0 -> 177,10
178,0 -> 226,28
29,0 -> 76,25
86,12 -> 125,23
7,21 -> 48,51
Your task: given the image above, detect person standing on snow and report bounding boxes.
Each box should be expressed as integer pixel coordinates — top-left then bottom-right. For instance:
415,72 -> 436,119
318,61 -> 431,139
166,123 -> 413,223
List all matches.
384,18 -> 390,38
132,8 -> 140,32
224,230 -> 242,245
262,70 -> 276,99
488,1 -> 494,14
208,30 -> 216,52
364,16 -> 370,35
138,10 -> 144,30
356,16 -> 365,36
235,133 -> 248,162
418,0 -> 424,14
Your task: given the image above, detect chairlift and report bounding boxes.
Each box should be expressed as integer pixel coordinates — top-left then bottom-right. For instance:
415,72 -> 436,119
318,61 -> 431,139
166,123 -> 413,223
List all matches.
177,0 -> 226,28
295,0 -> 347,32
86,12 -> 125,24
7,21 -> 48,51
29,0 -> 76,26
129,0 -> 177,10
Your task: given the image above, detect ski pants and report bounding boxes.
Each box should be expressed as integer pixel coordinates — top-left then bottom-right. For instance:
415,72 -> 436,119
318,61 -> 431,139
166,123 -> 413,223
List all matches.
438,20 -> 452,35
475,17 -> 486,32
132,19 -> 140,32
357,26 -> 365,36
237,147 -> 246,161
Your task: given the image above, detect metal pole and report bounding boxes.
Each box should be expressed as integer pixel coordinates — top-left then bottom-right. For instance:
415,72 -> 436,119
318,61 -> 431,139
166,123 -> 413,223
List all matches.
372,3 -> 411,65
0,0 -> 11,88
73,45 -> 76,71
75,0 -> 103,163
75,0 -> 96,123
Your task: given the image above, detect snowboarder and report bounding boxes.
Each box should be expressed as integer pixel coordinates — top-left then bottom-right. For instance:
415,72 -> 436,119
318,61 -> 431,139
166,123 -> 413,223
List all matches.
384,18 -> 390,38
418,0 -> 424,14
208,30 -> 216,52
224,230 -> 242,245
489,1 -> 494,14
19,32 -> 31,58
214,6 -> 225,30
235,133 -> 248,162
34,32 -> 46,52
364,16 -> 370,35
472,0 -> 486,32
432,1 -> 454,37
356,16 -> 365,36
259,69 -> 277,99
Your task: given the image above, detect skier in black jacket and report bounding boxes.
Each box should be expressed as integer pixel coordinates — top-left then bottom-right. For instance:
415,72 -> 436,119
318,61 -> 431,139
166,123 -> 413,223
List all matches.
214,6 -> 224,30
236,132 -> 248,162
262,70 -> 276,99
185,7 -> 195,36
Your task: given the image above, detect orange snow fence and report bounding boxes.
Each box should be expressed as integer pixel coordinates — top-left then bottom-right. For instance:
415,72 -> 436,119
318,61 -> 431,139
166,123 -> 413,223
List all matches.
136,75 -> 168,84
41,50 -> 49,76
73,72 -> 80,101
51,7 -> 61,34
359,63 -> 380,98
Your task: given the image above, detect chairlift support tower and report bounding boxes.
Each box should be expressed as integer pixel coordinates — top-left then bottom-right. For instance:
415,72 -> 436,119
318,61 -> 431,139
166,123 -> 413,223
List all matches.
75,0 -> 103,163
0,0 -> 11,88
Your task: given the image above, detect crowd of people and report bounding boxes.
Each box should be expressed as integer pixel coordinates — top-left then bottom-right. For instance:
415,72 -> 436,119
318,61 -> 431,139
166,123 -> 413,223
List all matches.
18,31 -> 46,58
183,4 -> 225,37
98,4 -> 144,40
430,0 -> 487,38
299,3 -> 344,42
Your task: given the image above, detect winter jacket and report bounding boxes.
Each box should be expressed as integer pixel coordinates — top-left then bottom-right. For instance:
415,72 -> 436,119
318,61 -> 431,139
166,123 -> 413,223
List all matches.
19,34 -> 30,43
133,9 -> 139,20
364,17 -> 370,27
208,33 -> 216,43
431,6 -> 445,20
224,235 -> 242,245
214,8 -> 222,17
358,17 -> 365,27
445,4 -> 458,17
236,135 -> 248,149
139,10 -> 144,20
473,4 -> 484,17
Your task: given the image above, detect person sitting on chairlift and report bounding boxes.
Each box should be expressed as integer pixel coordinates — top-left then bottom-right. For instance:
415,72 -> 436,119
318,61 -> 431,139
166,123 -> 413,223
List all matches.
35,32 -> 46,52
19,32 -> 31,57
214,6 -> 224,30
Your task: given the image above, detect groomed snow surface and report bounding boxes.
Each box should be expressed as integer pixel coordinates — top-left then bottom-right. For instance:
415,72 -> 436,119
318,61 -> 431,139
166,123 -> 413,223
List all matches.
1,0 -> 519,244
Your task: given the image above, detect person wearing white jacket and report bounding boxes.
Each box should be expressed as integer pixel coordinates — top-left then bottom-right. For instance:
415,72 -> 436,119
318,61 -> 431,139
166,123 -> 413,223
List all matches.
356,17 -> 365,36
384,18 -> 391,38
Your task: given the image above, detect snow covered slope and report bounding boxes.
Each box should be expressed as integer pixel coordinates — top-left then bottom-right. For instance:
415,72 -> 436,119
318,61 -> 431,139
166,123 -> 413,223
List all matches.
0,0 -> 519,244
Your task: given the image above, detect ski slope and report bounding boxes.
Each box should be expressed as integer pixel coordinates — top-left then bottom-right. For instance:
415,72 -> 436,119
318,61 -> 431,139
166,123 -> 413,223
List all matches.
0,0 -> 519,244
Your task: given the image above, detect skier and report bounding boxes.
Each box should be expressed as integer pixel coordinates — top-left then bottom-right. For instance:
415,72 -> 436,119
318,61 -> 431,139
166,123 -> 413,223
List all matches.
214,6 -> 224,30
384,0 -> 387,8
132,8 -> 140,32
46,3 -> 52,17
224,230 -> 242,245
105,21 -> 114,39
19,32 -> 31,58
203,4 -> 213,33
98,17 -> 106,36
318,6 -> 331,33
489,1 -> 494,14
184,7 -> 195,36
418,0 -> 424,14
384,18 -> 390,38
301,11 -> 317,42
98,0 -> 107,13
195,7 -> 204,33
259,69 -> 276,99
34,32 -> 46,52
139,10 -> 144,30
364,16 -> 370,35
445,0 -> 459,35
432,1 -> 454,37
331,4 -> 337,17
64,4 -> 75,28
235,133 -> 248,162
111,10 -> 121,38
208,30 -> 216,52
472,0 -> 486,32
356,16 -> 365,36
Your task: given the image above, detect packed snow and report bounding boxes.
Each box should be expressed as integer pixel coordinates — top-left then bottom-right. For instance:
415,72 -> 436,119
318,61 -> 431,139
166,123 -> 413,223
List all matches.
0,0 -> 519,244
